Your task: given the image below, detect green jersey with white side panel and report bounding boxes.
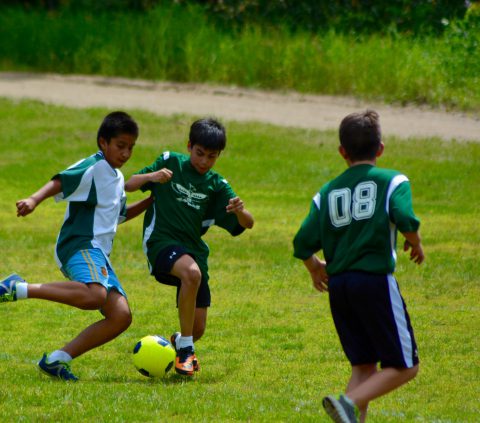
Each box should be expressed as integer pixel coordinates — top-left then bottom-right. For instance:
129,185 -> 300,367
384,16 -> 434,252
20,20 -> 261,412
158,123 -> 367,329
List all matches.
53,151 -> 127,269
293,164 -> 420,275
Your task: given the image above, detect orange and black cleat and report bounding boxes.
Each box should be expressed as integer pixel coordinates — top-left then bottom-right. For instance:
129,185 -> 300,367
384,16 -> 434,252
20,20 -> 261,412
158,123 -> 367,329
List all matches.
171,332 -> 200,372
175,346 -> 198,376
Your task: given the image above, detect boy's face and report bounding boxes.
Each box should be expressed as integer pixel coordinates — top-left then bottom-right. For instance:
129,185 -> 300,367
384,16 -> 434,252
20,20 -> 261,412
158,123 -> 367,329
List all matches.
188,142 -> 220,175
99,133 -> 137,169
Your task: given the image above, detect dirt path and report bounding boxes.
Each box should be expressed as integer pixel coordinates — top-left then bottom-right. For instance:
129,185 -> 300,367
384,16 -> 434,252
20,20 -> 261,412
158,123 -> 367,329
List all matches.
1,72 -> 479,142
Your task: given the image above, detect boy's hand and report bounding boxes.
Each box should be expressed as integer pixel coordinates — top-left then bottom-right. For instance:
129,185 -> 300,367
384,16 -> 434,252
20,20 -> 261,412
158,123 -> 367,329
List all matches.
16,197 -> 38,217
310,262 -> 329,292
303,255 -> 328,292
403,240 -> 425,264
226,197 -> 244,214
150,168 -> 173,183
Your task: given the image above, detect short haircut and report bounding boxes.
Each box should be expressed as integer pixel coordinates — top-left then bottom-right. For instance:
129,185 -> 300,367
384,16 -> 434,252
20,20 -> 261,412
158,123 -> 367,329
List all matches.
97,111 -> 139,148
339,110 -> 381,161
189,118 -> 226,151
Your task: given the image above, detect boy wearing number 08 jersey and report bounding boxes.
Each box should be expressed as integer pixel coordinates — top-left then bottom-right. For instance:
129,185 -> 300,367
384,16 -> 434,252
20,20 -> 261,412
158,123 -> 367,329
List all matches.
293,110 -> 424,423
125,118 -> 254,376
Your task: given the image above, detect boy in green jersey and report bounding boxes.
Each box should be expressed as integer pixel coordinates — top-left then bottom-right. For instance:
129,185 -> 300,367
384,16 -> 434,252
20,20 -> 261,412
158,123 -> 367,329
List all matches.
293,110 -> 424,423
125,117 -> 254,376
0,111 -> 152,381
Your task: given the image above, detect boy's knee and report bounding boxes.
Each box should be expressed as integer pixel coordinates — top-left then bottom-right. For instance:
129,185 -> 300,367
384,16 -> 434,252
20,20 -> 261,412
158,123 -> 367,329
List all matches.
182,266 -> 202,289
408,364 -> 419,380
116,309 -> 133,331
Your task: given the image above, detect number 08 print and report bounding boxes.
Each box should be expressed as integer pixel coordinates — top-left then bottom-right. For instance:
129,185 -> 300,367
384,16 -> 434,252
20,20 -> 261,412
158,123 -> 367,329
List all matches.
328,181 -> 377,227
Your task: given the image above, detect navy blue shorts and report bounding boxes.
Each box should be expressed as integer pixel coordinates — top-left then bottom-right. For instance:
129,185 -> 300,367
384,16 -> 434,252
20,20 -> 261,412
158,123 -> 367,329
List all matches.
153,245 -> 211,308
328,271 -> 418,369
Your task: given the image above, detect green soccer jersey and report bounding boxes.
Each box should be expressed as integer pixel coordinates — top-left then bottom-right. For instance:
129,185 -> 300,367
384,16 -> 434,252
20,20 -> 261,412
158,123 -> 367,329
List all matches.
293,164 -> 420,275
137,151 -> 244,274
53,151 -> 127,269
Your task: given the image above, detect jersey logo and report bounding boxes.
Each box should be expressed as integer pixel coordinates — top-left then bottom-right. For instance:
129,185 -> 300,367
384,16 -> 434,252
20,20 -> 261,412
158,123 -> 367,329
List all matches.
172,182 -> 208,210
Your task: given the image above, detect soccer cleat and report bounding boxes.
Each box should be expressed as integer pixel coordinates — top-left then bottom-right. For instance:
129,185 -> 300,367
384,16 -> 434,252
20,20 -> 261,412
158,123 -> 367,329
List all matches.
322,395 -> 359,423
38,353 -> 79,382
0,274 -> 25,303
170,332 -> 199,372
174,346 -> 198,376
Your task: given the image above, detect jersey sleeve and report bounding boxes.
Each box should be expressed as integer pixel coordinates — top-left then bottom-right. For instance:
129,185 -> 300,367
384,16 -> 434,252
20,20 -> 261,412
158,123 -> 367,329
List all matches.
136,151 -> 169,192
53,158 -> 96,204
293,193 -> 323,260
201,178 -> 245,236
389,180 -> 420,233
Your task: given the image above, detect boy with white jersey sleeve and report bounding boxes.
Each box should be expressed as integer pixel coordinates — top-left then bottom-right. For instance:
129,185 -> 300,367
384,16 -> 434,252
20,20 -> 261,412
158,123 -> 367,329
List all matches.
0,111 -> 152,381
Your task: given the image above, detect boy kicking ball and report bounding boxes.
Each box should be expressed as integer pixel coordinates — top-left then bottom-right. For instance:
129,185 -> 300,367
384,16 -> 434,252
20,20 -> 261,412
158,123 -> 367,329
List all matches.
0,111 -> 152,381
125,117 -> 254,376
293,110 -> 424,422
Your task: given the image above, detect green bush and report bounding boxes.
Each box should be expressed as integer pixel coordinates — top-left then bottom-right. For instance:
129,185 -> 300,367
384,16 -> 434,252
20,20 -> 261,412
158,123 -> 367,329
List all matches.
2,0 -> 469,35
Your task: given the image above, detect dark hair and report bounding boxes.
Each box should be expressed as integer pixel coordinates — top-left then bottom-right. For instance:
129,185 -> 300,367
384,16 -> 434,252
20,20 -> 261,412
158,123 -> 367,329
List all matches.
339,110 -> 381,161
189,118 -> 226,151
97,111 -> 139,148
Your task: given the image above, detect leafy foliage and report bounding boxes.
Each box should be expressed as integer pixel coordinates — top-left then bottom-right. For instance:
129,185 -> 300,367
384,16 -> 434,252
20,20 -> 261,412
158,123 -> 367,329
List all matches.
2,0 -> 470,34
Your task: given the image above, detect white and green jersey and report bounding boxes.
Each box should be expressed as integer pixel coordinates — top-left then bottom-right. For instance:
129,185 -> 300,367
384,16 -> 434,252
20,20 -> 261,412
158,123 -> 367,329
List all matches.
293,164 -> 420,275
137,151 -> 244,274
53,151 -> 127,269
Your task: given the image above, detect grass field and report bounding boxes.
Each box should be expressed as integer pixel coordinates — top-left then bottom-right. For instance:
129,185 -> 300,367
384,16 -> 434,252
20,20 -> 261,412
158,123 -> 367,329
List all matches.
0,98 -> 479,422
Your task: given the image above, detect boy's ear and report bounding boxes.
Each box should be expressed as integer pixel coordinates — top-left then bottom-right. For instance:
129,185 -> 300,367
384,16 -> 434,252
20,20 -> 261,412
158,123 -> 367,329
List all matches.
187,141 -> 192,152
376,142 -> 385,157
339,145 -> 349,160
98,137 -> 108,151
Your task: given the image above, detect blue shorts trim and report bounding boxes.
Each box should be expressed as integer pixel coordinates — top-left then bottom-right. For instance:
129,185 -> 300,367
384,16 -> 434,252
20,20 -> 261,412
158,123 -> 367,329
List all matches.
62,249 -> 126,298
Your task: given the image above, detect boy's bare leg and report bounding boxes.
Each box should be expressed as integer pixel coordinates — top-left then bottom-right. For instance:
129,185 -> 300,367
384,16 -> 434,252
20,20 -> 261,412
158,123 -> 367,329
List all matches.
346,364 -> 419,422
193,307 -> 207,341
27,281 -> 107,310
346,364 -> 378,422
61,290 -> 132,359
171,255 -> 201,337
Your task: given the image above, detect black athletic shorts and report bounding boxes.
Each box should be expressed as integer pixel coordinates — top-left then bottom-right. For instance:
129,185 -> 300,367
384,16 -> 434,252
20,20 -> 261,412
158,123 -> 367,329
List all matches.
328,271 -> 419,369
152,245 -> 211,308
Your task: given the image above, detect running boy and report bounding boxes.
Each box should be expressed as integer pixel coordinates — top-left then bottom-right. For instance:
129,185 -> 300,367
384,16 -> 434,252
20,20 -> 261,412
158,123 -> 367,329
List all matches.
0,111 -> 152,381
293,110 -> 424,422
125,117 -> 254,376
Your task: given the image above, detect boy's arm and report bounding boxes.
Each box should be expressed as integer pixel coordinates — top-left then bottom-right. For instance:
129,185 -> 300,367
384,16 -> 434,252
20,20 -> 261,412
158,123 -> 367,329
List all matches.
402,231 -> 425,264
303,255 -> 328,292
16,178 -> 62,217
226,196 -> 254,229
124,196 -> 154,222
125,169 -> 172,192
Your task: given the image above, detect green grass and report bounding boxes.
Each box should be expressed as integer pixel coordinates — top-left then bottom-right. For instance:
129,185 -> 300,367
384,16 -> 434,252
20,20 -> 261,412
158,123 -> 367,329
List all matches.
0,98 -> 479,422
1,5 -> 480,112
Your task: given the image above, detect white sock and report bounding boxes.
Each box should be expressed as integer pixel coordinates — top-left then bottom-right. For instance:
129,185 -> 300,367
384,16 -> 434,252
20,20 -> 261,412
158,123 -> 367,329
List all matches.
177,336 -> 194,350
16,283 -> 28,300
48,350 -> 72,363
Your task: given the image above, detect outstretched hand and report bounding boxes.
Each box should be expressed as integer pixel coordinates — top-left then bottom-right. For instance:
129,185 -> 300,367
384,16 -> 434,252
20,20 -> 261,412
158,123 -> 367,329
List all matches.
226,197 -> 245,214
16,198 -> 37,217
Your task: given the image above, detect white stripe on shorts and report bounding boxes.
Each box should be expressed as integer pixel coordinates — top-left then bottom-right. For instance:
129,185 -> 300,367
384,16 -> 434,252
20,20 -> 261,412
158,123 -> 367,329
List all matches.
387,274 -> 414,368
